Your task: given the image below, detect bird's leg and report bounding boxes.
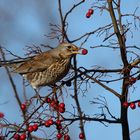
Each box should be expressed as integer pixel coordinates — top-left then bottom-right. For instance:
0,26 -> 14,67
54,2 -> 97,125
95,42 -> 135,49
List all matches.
52,84 -> 64,105
52,84 -> 57,100
33,88 -> 43,104
58,87 -> 64,103
55,84 -> 64,102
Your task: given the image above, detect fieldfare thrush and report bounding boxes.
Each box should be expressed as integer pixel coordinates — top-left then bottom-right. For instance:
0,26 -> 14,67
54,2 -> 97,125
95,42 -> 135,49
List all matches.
0,43 -> 83,89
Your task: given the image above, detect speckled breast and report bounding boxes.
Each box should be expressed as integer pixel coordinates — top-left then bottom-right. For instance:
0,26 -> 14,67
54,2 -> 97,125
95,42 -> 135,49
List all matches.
25,58 -> 71,88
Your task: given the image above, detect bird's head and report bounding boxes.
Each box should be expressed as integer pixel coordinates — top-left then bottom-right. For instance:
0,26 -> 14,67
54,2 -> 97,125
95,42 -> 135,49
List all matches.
56,42 -> 81,59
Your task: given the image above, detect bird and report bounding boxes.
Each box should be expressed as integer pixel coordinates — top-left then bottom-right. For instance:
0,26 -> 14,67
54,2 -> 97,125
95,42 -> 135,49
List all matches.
0,42 -> 81,89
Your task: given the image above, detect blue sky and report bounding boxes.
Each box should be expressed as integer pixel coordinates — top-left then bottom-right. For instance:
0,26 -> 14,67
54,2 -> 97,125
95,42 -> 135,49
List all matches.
0,0 -> 140,140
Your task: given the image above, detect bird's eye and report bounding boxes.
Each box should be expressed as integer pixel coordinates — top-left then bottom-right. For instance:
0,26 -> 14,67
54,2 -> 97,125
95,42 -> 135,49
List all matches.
67,46 -> 72,49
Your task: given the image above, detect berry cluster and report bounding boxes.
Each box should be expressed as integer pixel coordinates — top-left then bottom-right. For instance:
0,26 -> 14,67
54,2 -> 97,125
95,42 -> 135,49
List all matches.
46,97 -> 66,113
123,101 -> 140,110
18,99 -> 85,140
27,124 -> 38,132
56,133 -> 70,140
46,98 -> 68,139
45,118 -> 54,127
13,133 -> 26,140
44,118 -> 70,140
13,118 -> 70,140
86,9 -> 94,18
13,124 -> 38,140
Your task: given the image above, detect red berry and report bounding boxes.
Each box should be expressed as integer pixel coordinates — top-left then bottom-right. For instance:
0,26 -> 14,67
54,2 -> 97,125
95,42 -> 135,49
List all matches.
138,102 -> 140,107
55,120 -> 62,125
56,124 -> 62,130
0,112 -> 4,118
59,103 -> 65,108
48,119 -> 54,125
56,133 -> 63,139
28,125 -> 34,133
129,77 -> 137,85
130,103 -> 136,110
79,132 -> 84,139
46,97 -> 52,103
13,134 -> 20,140
123,102 -> 129,108
59,107 -> 65,113
51,99 -> 59,104
86,12 -> 91,18
21,103 -> 26,111
64,134 -> 70,140
20,133 -> 26,140
0,136 -> 4,140
82,49 -> 88,55
51,100 -> 59,110
32,124 -> 38,131
45,121 -> 50,127
50,101 -> 57,107
88,9 -> 94,15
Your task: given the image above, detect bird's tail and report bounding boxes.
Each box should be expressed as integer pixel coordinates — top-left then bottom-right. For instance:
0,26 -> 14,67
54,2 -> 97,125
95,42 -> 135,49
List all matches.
0,61 -> 10,67
0,60 -> 25,70
0,61 -> 19,73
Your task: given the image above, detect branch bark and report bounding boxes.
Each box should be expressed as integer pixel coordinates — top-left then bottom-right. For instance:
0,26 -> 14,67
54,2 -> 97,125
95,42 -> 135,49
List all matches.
73,56 -> 86,140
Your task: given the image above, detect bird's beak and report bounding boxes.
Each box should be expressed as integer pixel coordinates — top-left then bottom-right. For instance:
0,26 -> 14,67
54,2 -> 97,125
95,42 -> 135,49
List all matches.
72,51 -> 81,54
71,47 -> 82,55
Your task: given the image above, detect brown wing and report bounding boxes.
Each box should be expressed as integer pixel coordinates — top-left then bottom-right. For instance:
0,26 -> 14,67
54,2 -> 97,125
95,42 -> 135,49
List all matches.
12,51 -> 59,74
